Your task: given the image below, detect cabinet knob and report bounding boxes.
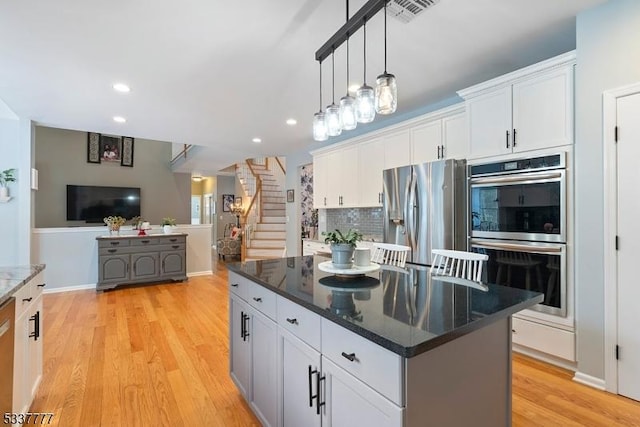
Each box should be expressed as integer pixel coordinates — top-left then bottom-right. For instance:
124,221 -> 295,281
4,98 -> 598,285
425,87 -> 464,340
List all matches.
253,297 -> 262,303
172,245 -> 179,249
231,283 -> 239,287
141,240 -> 150,244
22,297 -> 32,302
170,238 -> 177,242
286,318 -> 298,325
108,249 -> 117,253
110,241 -> 120,246
37,283 -> 46,287
513,128 -> 517,147
341,352 -> 356,362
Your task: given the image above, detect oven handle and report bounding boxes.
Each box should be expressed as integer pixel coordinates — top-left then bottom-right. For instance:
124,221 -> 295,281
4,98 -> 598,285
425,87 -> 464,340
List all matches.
470,171 -> 563,185
471,240 -> 563,253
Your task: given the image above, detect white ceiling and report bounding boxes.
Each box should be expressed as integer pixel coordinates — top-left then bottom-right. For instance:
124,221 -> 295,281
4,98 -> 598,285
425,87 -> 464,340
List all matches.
0,0 -> 606,175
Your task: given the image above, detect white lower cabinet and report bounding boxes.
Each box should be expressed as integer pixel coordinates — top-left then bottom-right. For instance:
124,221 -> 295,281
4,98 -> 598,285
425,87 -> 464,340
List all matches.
321,356 -> 403,427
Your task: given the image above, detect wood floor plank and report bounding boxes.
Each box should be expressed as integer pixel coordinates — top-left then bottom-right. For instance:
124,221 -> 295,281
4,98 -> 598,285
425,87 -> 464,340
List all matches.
30,261 -> 640,426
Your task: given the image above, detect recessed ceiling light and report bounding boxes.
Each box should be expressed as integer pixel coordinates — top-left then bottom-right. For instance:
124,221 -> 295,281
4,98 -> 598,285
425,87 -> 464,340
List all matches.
112,83 -> 130,93
192,176 -> 203,182
286,118 -> 297,126
113,116 -> 127,123
252,138 -> 262,143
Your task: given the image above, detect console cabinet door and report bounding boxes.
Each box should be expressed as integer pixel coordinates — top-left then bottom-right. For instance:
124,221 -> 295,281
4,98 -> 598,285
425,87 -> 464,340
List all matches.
230,295 -> 251,399
130,253 -> 159,281
321,356 -> 403,427
280,329 -> 322,427
161,251 -> 186,276
99,255 -> 129,284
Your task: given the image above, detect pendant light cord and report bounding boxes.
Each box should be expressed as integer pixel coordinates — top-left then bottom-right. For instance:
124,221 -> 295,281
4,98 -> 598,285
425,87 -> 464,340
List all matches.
384,0 -> 387,73
332,50 -> 336,104
319,61 -> 323,111
363,19 -> 367,84
346,0 -> 350,93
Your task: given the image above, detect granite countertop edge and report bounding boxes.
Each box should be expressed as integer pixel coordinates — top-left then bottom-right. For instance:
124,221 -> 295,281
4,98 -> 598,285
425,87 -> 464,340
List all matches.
226,263 -> 543,358
0,264 -> 46,307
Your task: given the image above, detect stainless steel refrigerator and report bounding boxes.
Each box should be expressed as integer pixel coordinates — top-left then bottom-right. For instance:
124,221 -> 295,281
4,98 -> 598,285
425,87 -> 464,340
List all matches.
383,159 -> 467,266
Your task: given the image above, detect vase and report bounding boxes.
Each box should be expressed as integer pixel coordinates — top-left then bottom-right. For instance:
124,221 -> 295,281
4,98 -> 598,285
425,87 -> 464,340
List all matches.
330,243 -> 355,269
0,186 -> 8,198
108,225 -> 120,236
163,225 -> 173,234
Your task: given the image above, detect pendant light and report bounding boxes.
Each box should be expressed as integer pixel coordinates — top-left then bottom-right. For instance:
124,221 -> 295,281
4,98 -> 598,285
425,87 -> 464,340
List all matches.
356,19 -> 375,124
339,1 -> 357,131
312,61 -> 328,141
375,0 -> 397,115
326,50 -> 343,136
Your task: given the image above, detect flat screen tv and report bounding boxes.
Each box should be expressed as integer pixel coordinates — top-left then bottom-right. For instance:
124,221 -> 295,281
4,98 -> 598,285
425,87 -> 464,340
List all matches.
67,185 -> 141,223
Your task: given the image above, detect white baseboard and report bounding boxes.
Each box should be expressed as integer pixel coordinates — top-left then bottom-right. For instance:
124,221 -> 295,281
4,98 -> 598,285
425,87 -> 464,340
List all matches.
44,283 -> 96,294
188,271 -> 213,277
573,371 -> 606,390
513,344 -> 577,371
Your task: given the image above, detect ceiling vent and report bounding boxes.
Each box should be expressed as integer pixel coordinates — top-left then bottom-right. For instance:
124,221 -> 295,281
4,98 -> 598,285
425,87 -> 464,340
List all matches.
387,0 -> 441,23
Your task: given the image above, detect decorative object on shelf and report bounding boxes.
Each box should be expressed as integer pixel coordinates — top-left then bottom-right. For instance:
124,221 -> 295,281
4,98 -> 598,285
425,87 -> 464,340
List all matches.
313,0 -> 398,141
121,136 -> 135,167
161,217 -> 177,234
286,189 -> 294,203
87,132 -> 101,163
103,215 -> 127,236
322,228 -> 363,269
374,0 -> 397,115
100,134 -> 122,163
0,168 -> 16,201
222,194 -> 234,212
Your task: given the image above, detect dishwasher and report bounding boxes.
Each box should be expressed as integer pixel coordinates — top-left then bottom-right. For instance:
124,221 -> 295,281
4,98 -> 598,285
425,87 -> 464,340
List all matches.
0,298 -> 15,415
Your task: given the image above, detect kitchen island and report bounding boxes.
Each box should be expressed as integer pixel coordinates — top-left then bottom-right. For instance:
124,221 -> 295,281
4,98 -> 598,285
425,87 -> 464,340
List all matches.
227,255 -> 542,427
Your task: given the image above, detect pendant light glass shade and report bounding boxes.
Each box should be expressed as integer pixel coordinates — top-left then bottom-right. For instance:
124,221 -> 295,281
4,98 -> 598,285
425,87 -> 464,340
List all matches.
375,72 -> 397,114
340,94 -> 358,130
326,103 -> 342,136
313,111 -> 328,141
356,84 -> 376,123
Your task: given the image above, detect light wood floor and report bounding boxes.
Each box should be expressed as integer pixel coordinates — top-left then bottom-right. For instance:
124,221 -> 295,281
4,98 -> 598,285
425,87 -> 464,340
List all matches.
31,262 -> 640,426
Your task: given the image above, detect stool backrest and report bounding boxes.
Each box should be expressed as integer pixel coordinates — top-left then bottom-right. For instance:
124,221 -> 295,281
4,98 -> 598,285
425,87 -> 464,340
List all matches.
371,243 -> 410,268
431,249 -> 488,282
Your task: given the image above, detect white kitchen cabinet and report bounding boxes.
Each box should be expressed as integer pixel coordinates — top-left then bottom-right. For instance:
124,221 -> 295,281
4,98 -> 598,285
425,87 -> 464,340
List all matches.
228,272 -> 278,427
442,111 -> 468,160
327,146 -> 359,208
358,138 -> 385,207
313,154 -> 330,209
279,328 -> 322,427
321,356 -> 404,427
383,130 -> 411,169
410,110 -> 468,164
460,51 -> 575,159
13,273 -> 44,416
410,119 -> 442,164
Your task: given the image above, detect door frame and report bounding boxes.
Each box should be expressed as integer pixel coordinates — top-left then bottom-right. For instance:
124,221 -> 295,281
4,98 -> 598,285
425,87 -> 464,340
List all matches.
603,81 -> 640,393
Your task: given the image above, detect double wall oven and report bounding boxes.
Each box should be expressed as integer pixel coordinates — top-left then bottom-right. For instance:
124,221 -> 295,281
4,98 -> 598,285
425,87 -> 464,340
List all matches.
469,154 -> 567,317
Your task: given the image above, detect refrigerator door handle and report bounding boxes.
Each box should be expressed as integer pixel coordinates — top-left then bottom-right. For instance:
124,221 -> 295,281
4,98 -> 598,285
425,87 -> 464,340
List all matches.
406,169 -> 417,252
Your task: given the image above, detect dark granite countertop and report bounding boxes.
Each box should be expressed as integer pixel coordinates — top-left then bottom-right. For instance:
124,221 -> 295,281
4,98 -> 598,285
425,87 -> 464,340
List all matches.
0,264 -> 46,307
227,255 -> 543,358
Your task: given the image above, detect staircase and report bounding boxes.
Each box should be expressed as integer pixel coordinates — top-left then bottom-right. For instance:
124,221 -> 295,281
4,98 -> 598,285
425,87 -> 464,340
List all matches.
237,158 -> 286,261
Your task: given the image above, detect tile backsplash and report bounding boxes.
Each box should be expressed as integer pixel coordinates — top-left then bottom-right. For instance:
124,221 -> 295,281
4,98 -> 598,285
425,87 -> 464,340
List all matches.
324,207 -> 384,241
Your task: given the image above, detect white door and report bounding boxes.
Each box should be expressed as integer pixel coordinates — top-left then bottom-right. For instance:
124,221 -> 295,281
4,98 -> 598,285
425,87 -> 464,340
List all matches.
617,92 -> 640,401
280,329 -> 321,427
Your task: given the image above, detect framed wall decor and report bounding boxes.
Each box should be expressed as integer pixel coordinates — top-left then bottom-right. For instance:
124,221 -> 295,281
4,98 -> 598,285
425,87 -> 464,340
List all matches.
100,135 -> 122,163
222,194 -> 234,212
286,189 -> 294,203
87,132 -> 101,163
121,136 -> 135,167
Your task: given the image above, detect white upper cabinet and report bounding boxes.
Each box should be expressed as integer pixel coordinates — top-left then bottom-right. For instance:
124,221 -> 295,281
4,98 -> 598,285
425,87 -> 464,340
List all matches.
358,138 -> 385,207
410,120 -> 442,164
313,154 -> 329,209
382,130 -> 411,169
459,51 -> 575,160
442,111 -> 468,160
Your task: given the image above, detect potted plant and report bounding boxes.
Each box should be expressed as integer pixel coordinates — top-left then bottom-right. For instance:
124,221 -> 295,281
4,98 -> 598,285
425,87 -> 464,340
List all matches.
161,217 -> 177,234
103,215 -> 127,236
0,168 -> 16,198
322,228 -> 363,269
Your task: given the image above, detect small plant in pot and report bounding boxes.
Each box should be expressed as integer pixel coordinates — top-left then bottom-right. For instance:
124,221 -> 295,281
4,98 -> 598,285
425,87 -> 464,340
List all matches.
322,229 -> 363,269
0,168 -> 16,198
161,217 -> 177,234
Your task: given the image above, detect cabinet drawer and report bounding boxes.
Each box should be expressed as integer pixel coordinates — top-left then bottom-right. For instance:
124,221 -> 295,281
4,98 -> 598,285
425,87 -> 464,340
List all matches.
13,283 -> 32,317
130,238 -> 159,246
512,317 -> 575,361
321,319 -> 403,406
160,236 -> 186,245
99,247 -> 132,255
303,241 -> 331,254
228,271 -> 252,300
30,272 -> 46,300
245,281 -> 276,320
157,243 -> 186,252
98,239 -> 131,248
277,296 -> 321,351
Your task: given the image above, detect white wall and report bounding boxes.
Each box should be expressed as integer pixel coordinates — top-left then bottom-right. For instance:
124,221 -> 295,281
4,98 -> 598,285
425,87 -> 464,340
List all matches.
575,0 -> 640,379
32,224 -> 212,292
285,149 -> 313,257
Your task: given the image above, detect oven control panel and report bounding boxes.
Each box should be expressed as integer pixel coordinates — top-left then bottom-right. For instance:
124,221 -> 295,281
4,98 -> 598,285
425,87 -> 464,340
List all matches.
470,154 -> 564,177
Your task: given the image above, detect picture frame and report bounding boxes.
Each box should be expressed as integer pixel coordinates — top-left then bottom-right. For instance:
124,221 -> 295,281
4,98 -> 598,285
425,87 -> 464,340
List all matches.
222,194 -> 234,212
87,132 -> 101,164
286,189 -> 294,203
121,136 -> 135,167
234,197 -> 242,207
100,135 -> 122,163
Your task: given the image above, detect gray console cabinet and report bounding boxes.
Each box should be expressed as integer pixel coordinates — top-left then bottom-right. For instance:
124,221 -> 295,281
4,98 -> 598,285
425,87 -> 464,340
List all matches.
97,234 -> 187,291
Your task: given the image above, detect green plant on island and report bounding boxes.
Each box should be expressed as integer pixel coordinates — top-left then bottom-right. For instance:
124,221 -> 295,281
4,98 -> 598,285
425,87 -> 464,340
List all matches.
0,168 -> 16,187
322,228 -> 363,248
161,217 -> 177,226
